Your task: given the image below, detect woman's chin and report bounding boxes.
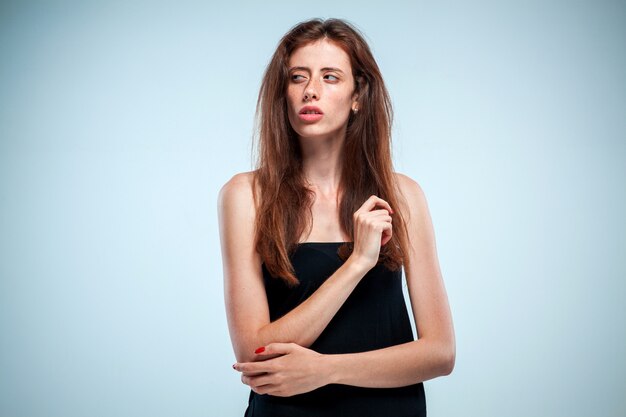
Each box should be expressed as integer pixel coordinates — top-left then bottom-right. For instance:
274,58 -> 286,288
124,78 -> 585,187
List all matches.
294,126 -> 347,142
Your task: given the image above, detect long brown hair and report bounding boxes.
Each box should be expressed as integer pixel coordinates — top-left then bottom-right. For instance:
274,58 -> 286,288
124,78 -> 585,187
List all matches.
252,18 -> 411,287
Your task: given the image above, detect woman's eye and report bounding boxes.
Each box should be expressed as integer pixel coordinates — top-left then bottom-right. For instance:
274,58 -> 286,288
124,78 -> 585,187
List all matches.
291,74 -> 305,81
324,74 -> 339,81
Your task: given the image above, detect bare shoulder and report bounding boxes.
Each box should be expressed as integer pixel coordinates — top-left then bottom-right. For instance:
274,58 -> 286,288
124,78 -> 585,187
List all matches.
394,172 -> 424,195
218,171 -> 261,224
218,171 -> 256,206
217,170 -> 259,262
393,172 -> 429,219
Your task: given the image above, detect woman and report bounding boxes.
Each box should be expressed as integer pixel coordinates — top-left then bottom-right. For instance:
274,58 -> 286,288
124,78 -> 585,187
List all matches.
218,17 -> 455,417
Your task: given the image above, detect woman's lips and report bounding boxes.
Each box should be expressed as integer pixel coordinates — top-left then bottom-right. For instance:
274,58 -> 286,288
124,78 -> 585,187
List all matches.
298,105 -> 323,122
298,113 -> 324,122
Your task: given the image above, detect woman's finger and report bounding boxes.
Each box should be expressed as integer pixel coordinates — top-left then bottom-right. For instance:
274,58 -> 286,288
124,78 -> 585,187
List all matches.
241,370 -> 266,377
367,209 -> 393,217
370,213 -> 393,224
234,361 -> 274,374
381,222 -> 393,246
245,373 -> 275,388
354,195 -> 393,216
252,383 -> 280,395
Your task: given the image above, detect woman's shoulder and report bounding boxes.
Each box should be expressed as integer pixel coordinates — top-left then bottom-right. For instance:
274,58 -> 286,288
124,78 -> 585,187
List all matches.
217,170 -> 258,210
392,171 -> 430,218
221,170 -> 256,188
393,171 -> 425,198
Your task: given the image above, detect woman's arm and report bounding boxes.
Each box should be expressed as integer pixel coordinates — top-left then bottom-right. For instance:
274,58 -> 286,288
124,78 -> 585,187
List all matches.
219,172 -> 375,363
319,174 -> 456,387
234,173 -> 455,395
330,173 -> 456,387
235,338 -> 452,396
323,339 -> 453,388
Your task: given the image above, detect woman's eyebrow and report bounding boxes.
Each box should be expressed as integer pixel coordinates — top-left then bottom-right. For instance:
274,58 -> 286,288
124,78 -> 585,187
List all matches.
289,66 -> 345,74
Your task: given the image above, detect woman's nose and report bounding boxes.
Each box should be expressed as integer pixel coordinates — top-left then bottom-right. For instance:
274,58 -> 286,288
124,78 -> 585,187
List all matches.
303,80 -> 320,101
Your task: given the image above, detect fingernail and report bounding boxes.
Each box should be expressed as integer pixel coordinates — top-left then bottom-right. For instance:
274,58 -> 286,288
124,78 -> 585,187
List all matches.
390,208 -> 394,214
232,363 -> 237,369
254,346 -> 265,354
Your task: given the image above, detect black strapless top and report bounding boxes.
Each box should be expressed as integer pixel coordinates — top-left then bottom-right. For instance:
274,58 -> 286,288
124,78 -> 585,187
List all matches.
244,242 -> 426,417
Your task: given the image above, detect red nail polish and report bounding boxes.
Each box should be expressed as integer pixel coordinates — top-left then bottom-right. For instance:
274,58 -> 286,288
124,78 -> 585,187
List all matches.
232,363 -> 236,369
255,346 -> 265,354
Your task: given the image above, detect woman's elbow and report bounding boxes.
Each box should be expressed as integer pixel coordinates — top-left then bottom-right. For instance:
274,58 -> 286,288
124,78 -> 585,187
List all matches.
233,337 -> 261,363
234,339 -> 265,363
441,346 -> 456,375
234,349 -> 255,364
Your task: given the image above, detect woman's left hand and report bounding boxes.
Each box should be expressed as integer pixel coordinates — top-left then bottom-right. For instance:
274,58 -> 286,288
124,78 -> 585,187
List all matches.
232,342 -> 329,397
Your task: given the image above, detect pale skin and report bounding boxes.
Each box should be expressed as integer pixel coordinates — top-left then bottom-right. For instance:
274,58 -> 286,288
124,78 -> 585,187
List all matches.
218,39 -> 455,397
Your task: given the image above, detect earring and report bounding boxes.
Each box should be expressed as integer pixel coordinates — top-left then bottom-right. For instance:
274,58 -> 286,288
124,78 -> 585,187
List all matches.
352,107 -> 359,114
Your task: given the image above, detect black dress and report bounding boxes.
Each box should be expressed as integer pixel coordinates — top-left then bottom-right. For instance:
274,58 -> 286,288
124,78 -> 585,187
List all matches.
244,242 -> 426,417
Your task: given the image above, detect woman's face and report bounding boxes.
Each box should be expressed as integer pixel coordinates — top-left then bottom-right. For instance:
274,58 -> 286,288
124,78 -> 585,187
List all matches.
286,39 -> 358,141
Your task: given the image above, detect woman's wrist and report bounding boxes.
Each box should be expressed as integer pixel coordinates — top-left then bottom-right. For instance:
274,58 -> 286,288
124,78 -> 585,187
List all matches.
345,255 -> 373,277
319,353 -> 341,385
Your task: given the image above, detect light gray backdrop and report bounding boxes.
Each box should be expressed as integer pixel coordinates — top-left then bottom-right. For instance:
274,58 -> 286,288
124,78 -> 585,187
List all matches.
1,0 -> 624,416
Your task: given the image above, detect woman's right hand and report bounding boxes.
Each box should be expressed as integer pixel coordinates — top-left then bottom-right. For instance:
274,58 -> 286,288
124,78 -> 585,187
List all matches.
350,195 -> 394,272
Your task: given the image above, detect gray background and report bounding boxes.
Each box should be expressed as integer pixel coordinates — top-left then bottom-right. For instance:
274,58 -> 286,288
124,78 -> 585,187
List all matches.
1,0 -> 625,416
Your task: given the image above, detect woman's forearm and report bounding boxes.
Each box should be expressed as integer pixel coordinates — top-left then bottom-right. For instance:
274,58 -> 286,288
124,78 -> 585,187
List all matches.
322,339 -> 455,388
243,257 -> 369,361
